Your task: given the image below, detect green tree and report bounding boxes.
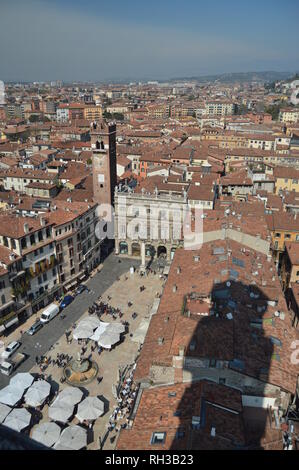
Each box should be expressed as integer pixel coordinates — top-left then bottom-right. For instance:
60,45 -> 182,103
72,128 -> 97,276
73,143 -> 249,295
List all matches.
29,114 -> 40,123
103,111 -> 112,119
113,113 -> 124,121
264,104 -> 281,121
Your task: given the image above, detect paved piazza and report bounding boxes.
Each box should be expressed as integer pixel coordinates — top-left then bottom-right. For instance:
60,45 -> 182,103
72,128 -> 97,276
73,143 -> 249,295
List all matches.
0,254 -> 165,450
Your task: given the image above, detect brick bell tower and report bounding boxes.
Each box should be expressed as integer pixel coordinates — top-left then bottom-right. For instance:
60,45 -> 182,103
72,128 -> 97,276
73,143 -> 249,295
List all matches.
91,119 -> 117,208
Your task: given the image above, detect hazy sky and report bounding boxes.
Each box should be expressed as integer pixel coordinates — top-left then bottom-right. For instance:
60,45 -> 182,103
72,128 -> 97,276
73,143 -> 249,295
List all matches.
0,0 -> 298,82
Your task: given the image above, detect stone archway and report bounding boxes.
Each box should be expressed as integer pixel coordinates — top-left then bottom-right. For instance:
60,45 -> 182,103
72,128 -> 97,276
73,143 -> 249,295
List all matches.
132,242 -> 141,257
157,245 -> 167,258
145,244 -> 155,258
119,241 -> 128,255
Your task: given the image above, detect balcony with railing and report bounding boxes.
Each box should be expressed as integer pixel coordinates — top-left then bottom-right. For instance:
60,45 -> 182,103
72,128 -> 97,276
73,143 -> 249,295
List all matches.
26,255 -> 58,279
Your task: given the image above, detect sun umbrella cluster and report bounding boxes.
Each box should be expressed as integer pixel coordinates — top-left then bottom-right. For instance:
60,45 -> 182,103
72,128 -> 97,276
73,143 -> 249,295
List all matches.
3,407 -> 31,432
10,373 -> 34,391
54,425 -> 87,450
76,397 -> 105,422
48,399 -> 74,424
72,317 -> 101,340
0,385 -> 24,407
24,380 -> 51,407
90,321 -> 125,349
0,403 -> 12,423
32,422 -> 61,448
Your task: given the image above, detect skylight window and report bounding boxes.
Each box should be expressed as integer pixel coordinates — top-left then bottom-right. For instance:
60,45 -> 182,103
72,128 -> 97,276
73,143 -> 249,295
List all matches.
151,432 -> 166,445
229,269 -> 239,280
232,257 -> 245,268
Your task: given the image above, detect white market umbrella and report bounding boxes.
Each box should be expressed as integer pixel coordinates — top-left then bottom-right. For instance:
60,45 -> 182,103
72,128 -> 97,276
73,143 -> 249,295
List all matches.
32,422 -> 61,448
76,396 -> 105,422
97,331 -> 120,349
48,399 -> 74,424
54,425 -> 87,450
3,407 -> 31,432
24,380 -> 51,407
106,323 -> 125,334
0,385 -> 24,406
57,387 -> 83,406
53,442 -> 73,451
10,373 -> 34,391
0,403 -> 11,423
79,317 -> 101,330
89,322 -> 110,341
73,325 -> 94,340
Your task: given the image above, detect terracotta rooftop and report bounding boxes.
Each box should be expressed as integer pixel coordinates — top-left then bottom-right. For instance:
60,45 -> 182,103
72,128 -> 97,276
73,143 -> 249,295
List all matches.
285,242 -> 299,266
0,214 -> 53,239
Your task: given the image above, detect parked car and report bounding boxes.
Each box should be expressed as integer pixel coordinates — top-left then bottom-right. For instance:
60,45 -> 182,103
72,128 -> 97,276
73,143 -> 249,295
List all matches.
26,320 -> 43,336
60,295 -> 74,309
1,341 -> 21,360
75,284 -> 88,295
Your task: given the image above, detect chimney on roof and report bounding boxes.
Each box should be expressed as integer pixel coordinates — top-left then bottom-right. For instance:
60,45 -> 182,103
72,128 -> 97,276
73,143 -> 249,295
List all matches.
24,223 -> 29,234
40,217 -> 46,227
173,284 -> 177,293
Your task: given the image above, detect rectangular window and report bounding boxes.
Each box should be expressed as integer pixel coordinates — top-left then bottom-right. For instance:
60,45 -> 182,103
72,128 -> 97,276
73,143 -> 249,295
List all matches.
191,416 -> 201,430
151,432 -> 166,445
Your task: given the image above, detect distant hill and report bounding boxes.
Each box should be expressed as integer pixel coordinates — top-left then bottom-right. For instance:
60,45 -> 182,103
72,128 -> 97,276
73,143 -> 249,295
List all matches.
167,71 -> 296,84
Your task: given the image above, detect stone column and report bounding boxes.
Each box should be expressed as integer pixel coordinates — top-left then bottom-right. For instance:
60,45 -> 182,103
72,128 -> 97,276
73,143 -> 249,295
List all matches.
140,241 -> 146,272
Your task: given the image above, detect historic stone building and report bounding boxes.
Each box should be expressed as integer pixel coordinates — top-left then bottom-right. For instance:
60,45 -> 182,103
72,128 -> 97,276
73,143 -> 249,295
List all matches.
114,187 -> 189,263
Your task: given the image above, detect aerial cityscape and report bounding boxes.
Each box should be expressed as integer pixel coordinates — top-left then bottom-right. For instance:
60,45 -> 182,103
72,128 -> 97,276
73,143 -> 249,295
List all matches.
0,0 -> 299,457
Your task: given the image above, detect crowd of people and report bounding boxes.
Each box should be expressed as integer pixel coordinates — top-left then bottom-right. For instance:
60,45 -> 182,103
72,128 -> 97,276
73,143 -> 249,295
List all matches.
107,364 -> 138,436
88,298 -> 124,321
35,353 -> 72,371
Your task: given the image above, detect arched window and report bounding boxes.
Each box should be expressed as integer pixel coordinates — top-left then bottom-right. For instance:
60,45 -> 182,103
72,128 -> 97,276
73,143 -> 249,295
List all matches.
119,241 -> 128,255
